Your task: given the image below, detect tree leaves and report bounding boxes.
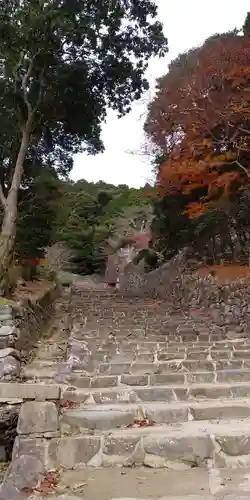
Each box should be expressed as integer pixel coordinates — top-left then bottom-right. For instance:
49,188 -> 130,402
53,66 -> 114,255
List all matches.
146,21 -> 250,218
0,0 -> 168,158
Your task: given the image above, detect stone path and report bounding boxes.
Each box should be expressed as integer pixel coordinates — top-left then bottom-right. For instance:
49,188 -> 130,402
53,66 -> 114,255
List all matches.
4,284 -> 250,498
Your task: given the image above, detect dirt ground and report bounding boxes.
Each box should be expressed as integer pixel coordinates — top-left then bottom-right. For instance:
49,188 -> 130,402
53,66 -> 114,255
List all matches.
196,264 -> 250,283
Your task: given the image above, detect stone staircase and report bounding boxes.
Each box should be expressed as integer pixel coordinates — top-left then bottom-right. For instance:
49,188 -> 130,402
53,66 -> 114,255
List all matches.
5,285 -> 250,499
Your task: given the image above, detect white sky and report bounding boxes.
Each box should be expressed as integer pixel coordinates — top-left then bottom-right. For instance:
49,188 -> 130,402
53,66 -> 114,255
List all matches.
71,0 -> 249,188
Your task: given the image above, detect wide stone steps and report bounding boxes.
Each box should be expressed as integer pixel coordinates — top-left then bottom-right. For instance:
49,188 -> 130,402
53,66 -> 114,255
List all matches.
35,466 -> 250,499
95,359 -> 250,373
66,369 -> 250,387
60,398 -> 250,430
47,417 -> 250,470
62,381 -> 250,405
14,283 -> 250,496
69,348 -> 250,362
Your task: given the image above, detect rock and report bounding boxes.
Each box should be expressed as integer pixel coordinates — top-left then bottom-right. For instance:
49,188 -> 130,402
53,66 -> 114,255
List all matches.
8,454 -> 45,491
0,348 -> 21,360
17,401 -> 59,435
0,325 -> 17,336
0,355 -> 20,380
55,362 -> 72,383
0,480 -> 26,500
0,325 -> 20,349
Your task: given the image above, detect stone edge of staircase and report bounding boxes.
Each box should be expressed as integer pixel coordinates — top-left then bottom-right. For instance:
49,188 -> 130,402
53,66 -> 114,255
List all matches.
0,383 -> 61,497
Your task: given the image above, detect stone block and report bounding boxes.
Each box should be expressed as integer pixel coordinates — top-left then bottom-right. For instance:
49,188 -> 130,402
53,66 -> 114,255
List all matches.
121,374 -> 149,386
110,363 -> 131,375
0,382 -> 60,401
0,480 -> 25,500
215,435 -> 250,456
217,359 -> 243,370
62,408 -> 134,430
48,436 -> 101,469
210,349 -> 231,360
230,385 -> 250,398
190,404 -> 250,421
182,360 -> 215,372
67,375 -> 90,388
150,373 -> 185,385
222,370 -> 250,383
131,363 -> 157,374
143,434 -> 213,467
13,436 -> 47,463
103,434 -> 141,457
134,387 -> 175,402
136,353 -> 155,362
145,404 -> 188,424
17,401 -> 59,435
93,389 -> 137,404
186,372 -> 215,384
189,385 -> 231,400
90,376 -> 118,388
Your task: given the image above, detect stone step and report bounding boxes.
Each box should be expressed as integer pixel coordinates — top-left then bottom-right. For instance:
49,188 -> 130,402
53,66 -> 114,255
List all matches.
96,359 -> 250,375
87,349 -> 250,363
62,381 -> 250,404
21,361 -> 59,380
73,333 -> 226,342
68,338 -> 242,350
68,369 -> 250,388
90,343 -> 250,355
60,398 -> 250,430
70,338 -> 249,350
44,418 -> 250,469
38,497 -> 237,500
41,466 -> 250,500
66,346 -> 250,361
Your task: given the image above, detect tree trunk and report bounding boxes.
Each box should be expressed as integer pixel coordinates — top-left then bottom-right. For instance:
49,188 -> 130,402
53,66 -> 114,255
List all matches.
0,128 -> 30,295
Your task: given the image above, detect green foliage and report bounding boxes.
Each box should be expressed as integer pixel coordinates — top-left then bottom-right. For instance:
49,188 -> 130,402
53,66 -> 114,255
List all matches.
148,13 -> 250,264
243,12 -> 250,35
151,192 -> 194,260
0,0 -> 167,293
16,164 -> 62,261
0,0 -> 168,159
54,179 -> 151,274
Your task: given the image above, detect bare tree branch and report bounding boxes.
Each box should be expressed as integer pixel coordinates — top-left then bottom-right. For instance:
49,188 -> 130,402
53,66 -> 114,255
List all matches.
235,159 -> 250,178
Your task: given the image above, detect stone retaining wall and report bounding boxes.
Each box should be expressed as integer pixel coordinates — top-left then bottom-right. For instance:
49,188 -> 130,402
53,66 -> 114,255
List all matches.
119,250 -> 250,332
0,282 -> 60,381
0,383 -> 61,498
179,274 -> 250,333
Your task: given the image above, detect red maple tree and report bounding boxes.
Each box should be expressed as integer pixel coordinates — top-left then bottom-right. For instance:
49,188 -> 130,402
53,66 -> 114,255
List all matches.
145,30 -> 250,217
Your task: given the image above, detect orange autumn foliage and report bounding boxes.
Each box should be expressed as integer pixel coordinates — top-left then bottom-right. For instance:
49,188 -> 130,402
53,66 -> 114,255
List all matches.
145,32 -> 250,217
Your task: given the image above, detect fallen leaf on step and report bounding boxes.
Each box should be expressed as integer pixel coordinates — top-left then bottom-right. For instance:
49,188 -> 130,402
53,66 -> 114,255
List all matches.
126,418 -> 155,428
73,482 -> 87,491
60,400 -> 80,409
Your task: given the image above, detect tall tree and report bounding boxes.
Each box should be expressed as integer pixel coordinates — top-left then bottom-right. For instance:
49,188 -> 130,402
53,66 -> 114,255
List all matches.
145,27 -> 250,217
16,164 -> 62,262
0,0 -> 168,293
